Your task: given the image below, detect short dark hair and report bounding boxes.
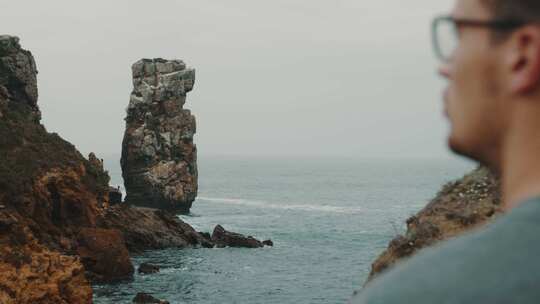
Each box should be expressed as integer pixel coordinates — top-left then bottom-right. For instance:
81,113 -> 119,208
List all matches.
481,1 -> 540,42
483,0 -> 540,22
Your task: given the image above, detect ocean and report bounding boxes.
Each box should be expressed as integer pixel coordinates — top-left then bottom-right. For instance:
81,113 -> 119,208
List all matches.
94,156 -> 474,304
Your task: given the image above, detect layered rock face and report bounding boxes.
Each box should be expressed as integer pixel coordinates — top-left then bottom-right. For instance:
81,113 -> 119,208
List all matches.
121,58 -> 198,213
366,166 -> 501,283
0,35 -> 98,303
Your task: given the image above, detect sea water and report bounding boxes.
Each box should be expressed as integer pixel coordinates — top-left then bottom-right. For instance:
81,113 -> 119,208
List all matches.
93,156 -> 474,304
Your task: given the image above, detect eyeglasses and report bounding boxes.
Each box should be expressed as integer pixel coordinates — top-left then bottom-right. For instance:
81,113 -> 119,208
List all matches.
431,15 -> 525,62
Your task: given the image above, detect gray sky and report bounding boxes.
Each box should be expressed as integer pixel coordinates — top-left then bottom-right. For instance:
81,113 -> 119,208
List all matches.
2,0 -> 458,159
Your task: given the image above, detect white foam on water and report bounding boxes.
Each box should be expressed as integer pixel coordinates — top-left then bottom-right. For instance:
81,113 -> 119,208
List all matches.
195,196 -> 364,214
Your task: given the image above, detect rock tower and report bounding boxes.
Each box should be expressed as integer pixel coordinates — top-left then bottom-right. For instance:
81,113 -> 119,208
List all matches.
121,58 -> 198,213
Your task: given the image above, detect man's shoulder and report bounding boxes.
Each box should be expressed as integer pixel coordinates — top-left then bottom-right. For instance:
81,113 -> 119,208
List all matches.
351,200 -> 540,304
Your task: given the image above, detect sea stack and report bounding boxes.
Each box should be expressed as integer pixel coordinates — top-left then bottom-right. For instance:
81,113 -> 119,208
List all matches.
121,58 -> 198,213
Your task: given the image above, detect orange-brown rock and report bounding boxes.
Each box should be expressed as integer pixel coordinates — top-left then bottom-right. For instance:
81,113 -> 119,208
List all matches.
0,212 -> 92,304
32,167 -> 99,229
76,228 -> 134,282
366,166 -> 502,283
0,35 -> 126,302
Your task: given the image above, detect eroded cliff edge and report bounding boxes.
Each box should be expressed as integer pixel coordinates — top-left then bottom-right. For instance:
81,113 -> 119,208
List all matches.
365,166 -> 502,284
0,36 -> 206,303
0,34 -> 97,303
121,58 -> 198,213
0,36 -> 271,303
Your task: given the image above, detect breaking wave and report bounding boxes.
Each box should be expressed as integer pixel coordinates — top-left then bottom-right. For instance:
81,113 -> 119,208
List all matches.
196,196 -> 364,214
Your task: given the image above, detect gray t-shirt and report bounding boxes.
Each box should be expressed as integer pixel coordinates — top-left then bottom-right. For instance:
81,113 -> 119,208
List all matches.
350,197 -> 540,304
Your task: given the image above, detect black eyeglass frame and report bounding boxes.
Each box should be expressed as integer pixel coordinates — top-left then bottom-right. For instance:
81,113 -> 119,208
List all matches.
431,15 -> 526,62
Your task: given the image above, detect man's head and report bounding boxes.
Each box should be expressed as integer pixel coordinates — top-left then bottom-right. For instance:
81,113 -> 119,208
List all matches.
439,0 -> 540,170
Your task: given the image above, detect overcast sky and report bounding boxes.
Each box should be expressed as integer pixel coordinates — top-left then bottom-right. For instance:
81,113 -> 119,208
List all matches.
2,0 -> 458,159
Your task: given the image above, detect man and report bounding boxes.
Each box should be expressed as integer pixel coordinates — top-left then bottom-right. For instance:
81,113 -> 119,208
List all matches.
351,0 -> 540,303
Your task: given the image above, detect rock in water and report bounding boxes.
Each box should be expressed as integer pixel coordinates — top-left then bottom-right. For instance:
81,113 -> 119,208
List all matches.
138,262 -> 160,274
97,205 -> 213,252
132,292 -> 169,304
121,58 -> 198,213
211,225 -> 264,248
262,239 -> 274,247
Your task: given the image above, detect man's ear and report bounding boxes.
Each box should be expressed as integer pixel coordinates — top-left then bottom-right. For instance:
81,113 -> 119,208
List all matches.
509,25 -> 540,94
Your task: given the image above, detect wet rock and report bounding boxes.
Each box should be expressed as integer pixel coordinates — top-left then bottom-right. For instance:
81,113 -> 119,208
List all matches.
184,230 -> 214,248
121,58 -> 198,213
97,205 -> 207,252
132,292 -> 170,304
138,262 -> 160,274
196,231 -> 215,248
262,239 -> 274,247
199,231 -> 211,240
211,225 -> 264,248
76,228 -> 134,282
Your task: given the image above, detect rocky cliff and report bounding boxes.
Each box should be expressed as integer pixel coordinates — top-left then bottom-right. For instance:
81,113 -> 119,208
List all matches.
121,58 -> 198,213
0,36 -> 268,303
0,36 -> 196,302
0,34 -> 101,303
366,166 -> 502,283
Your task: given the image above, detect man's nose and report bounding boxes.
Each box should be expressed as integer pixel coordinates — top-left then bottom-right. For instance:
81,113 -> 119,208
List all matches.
438,62 -> 451,79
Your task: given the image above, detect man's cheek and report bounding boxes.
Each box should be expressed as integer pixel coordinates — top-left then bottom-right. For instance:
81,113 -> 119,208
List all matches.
454,57 -> 475,104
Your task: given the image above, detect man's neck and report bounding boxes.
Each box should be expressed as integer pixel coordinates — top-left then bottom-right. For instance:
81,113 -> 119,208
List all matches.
501,103 -> 540,211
